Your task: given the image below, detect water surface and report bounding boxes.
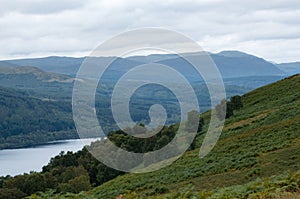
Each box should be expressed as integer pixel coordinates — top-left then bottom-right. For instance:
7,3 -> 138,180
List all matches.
0,138 -> 98,176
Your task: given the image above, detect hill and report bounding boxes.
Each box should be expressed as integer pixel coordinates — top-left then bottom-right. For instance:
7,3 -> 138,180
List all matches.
277,62 -> 300,75
80,74 -> 300,198
3,56 -> 143,77
0,66 -> 75,83
0,86 -> 76,149
3,51 -> 286,79
0,74 -> 293,198
0,65 -> 76,100
0,61 -> 18,67
0,63 -> 251,133
157,51 -> 285,78
4,56 -> 84,76
58,74 -> 299,198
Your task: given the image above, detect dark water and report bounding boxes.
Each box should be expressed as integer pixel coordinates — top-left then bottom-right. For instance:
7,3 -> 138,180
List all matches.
0,138 -> 98,176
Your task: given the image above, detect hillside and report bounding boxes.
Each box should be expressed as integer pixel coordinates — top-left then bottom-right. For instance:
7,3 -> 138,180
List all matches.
0,86 -> 76,149
0,63 -> 251,134
52,74 -> 299,198
3,51 -> 286,78
277,62 -> 300,75
4,56 -> 84,76
0,66 -> 75,83
0,66 -> 75,100
0,74 -> 298,198
157,51 -> 285,79
0,61 -> 18,67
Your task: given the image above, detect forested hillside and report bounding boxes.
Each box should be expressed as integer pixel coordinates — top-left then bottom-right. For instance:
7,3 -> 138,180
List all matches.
0,66 -> 74,100
0,74 -> 297,198
0,86 -> 76,149
79,74 -> 300,199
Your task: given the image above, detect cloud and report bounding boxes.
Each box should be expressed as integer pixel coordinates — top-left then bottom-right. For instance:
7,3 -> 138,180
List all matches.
0,0 -> 299,62
0,0 -> 85,15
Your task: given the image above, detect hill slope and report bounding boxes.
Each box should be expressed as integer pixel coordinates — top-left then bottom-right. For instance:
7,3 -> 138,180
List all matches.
3,51 -> 286,78
74,74 -> 300,198
0,86 -> 76,149
0,74 -> 294,198
4,56 -> 84,76
157,51 -> 285,78
277,62 -> 300,75
0,66 -> 76,100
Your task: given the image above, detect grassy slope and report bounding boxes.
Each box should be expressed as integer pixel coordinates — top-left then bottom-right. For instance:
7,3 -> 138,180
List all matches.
30,74 -> 300,198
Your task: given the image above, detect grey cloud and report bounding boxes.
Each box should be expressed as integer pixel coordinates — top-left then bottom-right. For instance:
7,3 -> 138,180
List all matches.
0,0 -> 299,62
0,0 -> 85,15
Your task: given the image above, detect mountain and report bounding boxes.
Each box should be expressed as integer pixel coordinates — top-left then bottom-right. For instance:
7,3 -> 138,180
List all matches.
0,66 -> 75,100
4,56 -> 144,77
217,50 -> 286,76
4,56 -> 85,76
128,50 -> 286,80
156,51 -> 285,78
0,86 -> 76,149
0,61 -> 18,67
128,50 -> 286,78
3,51 -> 286,79
0,65 -> 249,136
276,62 -> 300,75
126,53 -> 181,63
0,66 -> 75,82
217,50 -> 256,58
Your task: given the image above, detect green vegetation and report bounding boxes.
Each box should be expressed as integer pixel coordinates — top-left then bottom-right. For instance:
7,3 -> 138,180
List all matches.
119,170 -> 300,199
0,110 -> 204,198
1,74 -> 299,198
215,95 -> 243,119
0,65 -> 249,147
0,86 -> 76,149
41,74 -> 298,199
0,66 -> 74,100
0,148 -> 123,198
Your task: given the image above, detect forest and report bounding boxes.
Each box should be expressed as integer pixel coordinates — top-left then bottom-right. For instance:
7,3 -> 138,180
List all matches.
0,95 -> 243,199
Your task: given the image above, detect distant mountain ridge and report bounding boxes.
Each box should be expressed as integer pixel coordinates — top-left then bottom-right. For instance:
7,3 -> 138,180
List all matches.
0,65 -> 76,83
0,65 -> 75,100
2,50 -> 287,78
276,62 -> 300,75
0,61 -> 18,67
4,56 -> 84,76
217,50 -> 256,58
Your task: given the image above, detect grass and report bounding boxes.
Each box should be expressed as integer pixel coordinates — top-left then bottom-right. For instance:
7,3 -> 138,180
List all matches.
28,74 -> 300,199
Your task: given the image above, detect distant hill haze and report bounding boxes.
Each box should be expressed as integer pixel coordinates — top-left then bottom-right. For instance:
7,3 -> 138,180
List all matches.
0,65 -> 75,83
0,51 -> 296,150
2,50 -> 290,78
276,62 -> 300,75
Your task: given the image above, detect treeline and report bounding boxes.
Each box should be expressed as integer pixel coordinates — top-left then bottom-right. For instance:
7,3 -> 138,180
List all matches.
107,114 -> 204,154
0,148 -> 123,199
0,86 -> 75,149
0,130 -> 78,149
0,95 -> 242,198
0,114 -> 206,199
216,95 -> 243,119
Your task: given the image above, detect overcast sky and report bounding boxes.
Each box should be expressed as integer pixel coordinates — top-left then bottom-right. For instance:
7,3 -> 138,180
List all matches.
0,0 -> 299,63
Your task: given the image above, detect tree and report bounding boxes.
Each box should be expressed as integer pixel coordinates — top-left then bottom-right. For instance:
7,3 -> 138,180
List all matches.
230,95 -> 243,110
215,95 -> 243,120
59,175 -> 91,193
0,188 -> 25,199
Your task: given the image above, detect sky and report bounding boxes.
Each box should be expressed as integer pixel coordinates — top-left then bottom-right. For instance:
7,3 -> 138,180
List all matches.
0,0 -> 299,63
